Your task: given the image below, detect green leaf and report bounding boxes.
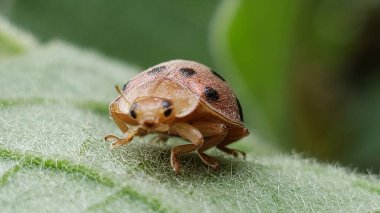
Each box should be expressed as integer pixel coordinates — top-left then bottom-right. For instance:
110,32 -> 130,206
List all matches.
0,32 -> 380,212
1,0 -> 219,67
210,0 -> 300,143
0,16 -> 36,60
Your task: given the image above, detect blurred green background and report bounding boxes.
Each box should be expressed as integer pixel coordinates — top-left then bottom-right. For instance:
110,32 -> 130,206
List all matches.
1,0 -> 380,172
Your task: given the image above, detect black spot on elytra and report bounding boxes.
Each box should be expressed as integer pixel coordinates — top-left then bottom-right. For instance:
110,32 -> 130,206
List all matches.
179,68 -> 196,77
147,66 -> 166,75
204,87 -> 219,102
122,81 -> 130,91
236,97 -> 244,122
211,70 -> 226,81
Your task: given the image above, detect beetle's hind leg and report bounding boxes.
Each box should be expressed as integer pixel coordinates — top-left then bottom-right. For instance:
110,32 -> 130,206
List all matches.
192,122 -> 227,170
216,127 -> 248,159
216,141 -> 246,159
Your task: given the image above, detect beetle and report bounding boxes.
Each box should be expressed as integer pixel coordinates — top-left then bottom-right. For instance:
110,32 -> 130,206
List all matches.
105,60 -> 249,174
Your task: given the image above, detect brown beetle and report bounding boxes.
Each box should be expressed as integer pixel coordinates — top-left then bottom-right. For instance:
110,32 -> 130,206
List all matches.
105,60 -> 249,174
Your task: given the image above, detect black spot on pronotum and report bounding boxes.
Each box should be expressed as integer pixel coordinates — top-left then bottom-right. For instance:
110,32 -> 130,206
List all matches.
211,70 -> 226,81
179,68 -> 196,77
147,66 -> 166,75
204,87 -> 219,102
236,97 -> 244,122
122,81 -> 130,91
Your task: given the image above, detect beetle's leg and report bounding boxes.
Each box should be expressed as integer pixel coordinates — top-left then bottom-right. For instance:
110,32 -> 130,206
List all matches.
105,132 -> 134,148
109,106 -> 129,133
192,122 -> 227,170
105,105 -> 133,148
105,128 -> 147,148
150,133 -> 169,144
168,122 -> 204,175
217,127 -> 248,159
217,143 -> 246,159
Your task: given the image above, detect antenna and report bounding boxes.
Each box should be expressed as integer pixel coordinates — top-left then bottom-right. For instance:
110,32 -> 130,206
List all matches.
115,85 -> 131,104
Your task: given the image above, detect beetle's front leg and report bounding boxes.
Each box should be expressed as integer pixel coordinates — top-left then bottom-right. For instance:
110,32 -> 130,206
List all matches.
106,106 -> 146,148
105,128 -> 147,148
105,131 -> 134,148
168,122 -> 204,175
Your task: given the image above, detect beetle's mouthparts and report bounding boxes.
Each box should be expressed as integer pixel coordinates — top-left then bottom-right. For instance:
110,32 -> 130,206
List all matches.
143,121 -> 155,128
141,118 -> 156,129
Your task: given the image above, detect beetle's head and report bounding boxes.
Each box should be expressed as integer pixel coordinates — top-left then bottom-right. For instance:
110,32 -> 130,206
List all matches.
129,96 -> 176,131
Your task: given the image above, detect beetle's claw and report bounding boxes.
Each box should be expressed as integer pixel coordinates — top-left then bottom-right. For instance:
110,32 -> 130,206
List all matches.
231,150 -> 246,159
170,153 -> 181,175
241,152 -> 246,159
206,160 -> 220,171
109,141 -> 121,148
105,134 -> 130,149
197,152 -> 220,170
233,150 -> 246,160
211,163 -> 220,171
105,134 -> 121,142
218,146 -> 246,160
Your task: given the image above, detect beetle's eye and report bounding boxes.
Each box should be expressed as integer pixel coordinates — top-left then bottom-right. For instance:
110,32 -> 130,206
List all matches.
129,102 -> 138,119
130,110 -> 137,119
164,109 -> 172,117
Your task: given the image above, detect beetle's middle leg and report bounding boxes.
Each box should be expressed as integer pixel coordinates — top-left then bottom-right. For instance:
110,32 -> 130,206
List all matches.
192,122 -> 227,170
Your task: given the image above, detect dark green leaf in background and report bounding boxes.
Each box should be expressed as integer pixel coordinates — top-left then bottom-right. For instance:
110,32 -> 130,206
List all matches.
211,0 -> 380,172
210,0 -> 300,144
0,0 -> 219,67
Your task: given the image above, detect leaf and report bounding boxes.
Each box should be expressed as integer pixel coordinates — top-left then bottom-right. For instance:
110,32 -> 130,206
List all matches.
0,16 -> 36,60
1,0 -> 219,67
0,29 -> 380,212
210,0 -> 380,172
210,0 -> 300,143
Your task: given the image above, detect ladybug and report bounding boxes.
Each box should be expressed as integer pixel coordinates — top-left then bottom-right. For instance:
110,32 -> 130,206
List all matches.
105,60 -> 249,174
